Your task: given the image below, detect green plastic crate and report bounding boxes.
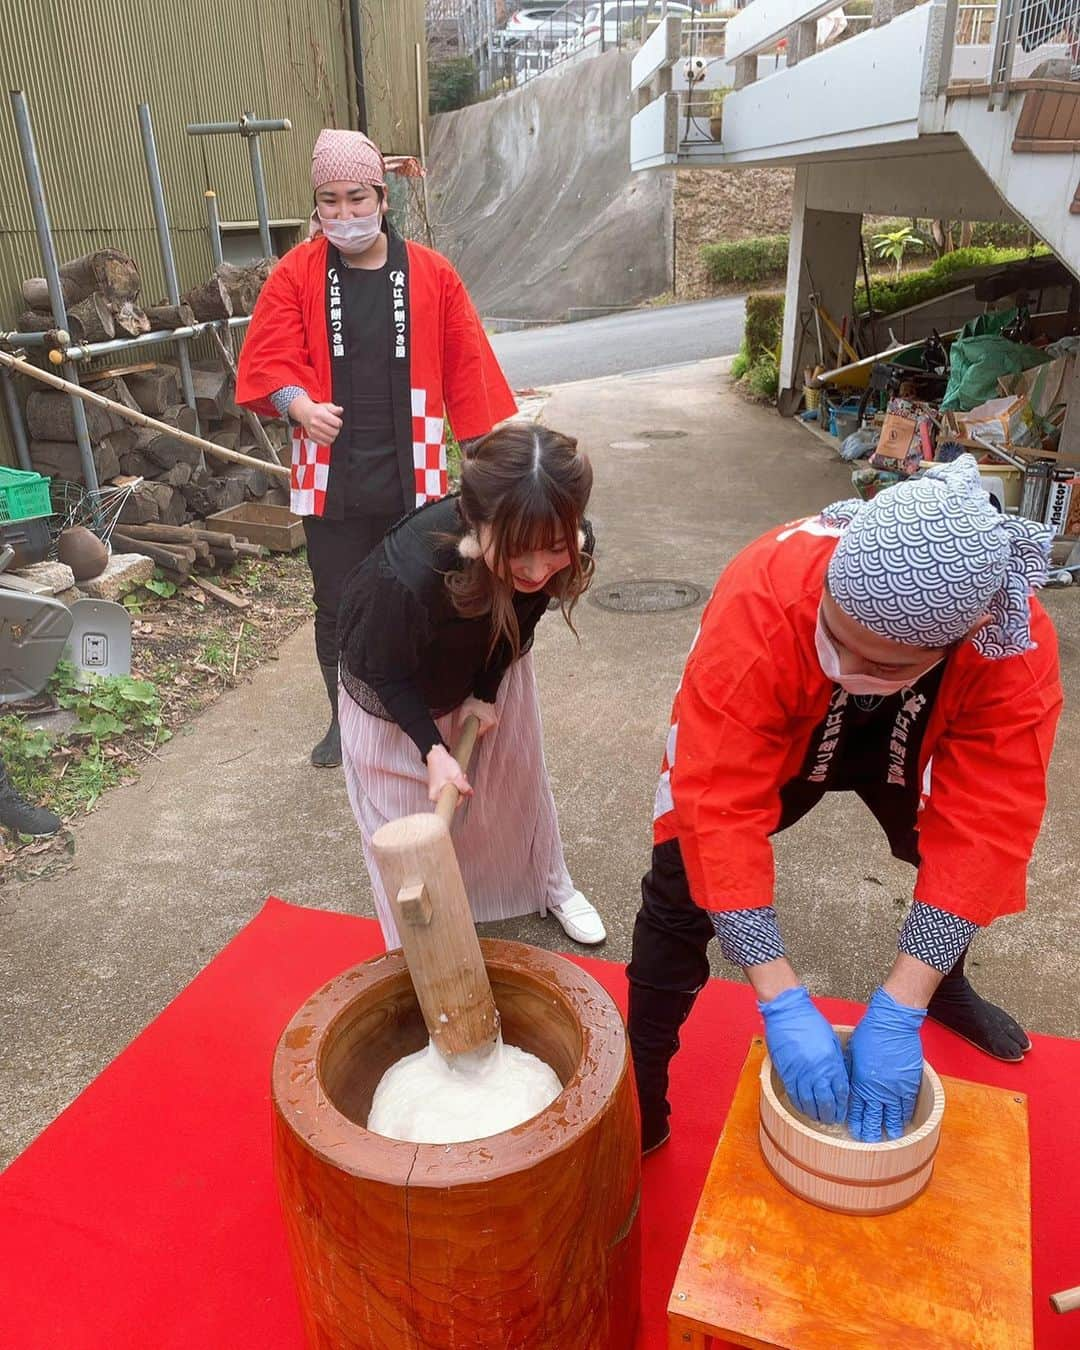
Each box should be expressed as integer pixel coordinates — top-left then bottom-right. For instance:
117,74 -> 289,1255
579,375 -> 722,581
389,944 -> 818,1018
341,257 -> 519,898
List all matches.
0,466 -> 53,523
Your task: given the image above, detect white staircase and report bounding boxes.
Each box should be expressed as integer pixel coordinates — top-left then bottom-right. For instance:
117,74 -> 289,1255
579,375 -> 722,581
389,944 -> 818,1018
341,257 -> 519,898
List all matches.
936,79 -> 1080,277
628,0 -> 1080,283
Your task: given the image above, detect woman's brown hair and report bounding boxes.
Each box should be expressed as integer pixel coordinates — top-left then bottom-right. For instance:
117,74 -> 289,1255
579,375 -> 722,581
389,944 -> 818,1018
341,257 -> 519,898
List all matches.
447,423 -> 593,660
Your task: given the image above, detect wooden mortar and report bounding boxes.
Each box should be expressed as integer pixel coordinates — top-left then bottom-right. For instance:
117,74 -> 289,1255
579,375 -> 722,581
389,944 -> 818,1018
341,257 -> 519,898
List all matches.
758,1026 -> 945,1216
271,939 -> 641,1349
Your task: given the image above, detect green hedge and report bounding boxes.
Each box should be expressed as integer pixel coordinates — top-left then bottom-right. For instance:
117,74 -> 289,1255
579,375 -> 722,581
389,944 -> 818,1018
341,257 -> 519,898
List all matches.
702,235 -> 790,284
701,220 -> 1038,288
745,291 -> 784,358
856,245 -> 1049,316
731,291 -> 784,401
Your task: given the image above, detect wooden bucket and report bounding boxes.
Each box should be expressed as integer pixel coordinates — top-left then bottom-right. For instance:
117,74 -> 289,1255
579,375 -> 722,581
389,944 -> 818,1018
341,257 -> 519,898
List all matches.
272,938 -> 641,1349
758,1027 -> 945,1216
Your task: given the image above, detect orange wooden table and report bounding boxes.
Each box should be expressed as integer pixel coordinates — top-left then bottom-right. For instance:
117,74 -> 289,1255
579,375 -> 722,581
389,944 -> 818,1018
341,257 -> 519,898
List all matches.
667,1038 -> 1032,1350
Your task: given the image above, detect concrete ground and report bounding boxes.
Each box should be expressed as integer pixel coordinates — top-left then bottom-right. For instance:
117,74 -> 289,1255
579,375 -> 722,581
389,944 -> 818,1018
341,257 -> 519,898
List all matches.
2,358 -> 1078,1166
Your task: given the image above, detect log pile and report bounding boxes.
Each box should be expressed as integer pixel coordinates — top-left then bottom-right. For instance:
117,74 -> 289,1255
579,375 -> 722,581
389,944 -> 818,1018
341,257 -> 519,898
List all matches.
110,520 -> 266,591
17,248 -> 287,523
183,259 -> 275,321
18,249 -> 150,341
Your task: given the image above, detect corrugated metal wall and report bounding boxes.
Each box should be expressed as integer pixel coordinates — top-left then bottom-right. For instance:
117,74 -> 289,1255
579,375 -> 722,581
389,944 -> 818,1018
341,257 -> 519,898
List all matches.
361,0 -> 429,152
0,0 -> 426,465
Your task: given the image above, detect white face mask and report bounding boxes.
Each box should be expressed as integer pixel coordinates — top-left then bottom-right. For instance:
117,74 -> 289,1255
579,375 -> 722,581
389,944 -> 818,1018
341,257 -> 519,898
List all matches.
318,209 -> 383,254
814,610 -> 941,696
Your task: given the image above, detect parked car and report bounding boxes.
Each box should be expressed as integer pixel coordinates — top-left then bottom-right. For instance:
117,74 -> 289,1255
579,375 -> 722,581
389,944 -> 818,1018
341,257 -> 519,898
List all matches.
503,5 -> 584,45
582,0 -> 699,45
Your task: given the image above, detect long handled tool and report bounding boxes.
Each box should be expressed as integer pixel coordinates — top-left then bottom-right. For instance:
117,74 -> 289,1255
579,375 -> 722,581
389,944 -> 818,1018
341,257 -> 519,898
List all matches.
369,715 -> 501,1063
0,347 -> 290,482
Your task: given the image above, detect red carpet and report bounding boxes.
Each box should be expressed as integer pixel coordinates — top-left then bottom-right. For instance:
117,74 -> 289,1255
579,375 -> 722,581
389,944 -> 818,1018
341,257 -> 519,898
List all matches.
0,897 -> 1076,1349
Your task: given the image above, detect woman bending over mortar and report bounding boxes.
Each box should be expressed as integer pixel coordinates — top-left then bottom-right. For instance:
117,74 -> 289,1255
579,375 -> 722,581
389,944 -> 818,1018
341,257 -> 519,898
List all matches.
337,423 -> 607,949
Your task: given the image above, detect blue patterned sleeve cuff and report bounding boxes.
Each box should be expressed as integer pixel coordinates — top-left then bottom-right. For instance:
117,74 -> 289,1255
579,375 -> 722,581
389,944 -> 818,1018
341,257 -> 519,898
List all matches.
898,902 -> 979,973
270,385 -> 308,419
709,906 -> 786,968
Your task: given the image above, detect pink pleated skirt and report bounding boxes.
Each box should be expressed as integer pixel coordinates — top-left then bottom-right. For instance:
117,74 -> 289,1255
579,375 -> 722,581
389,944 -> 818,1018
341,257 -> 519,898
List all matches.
339,653 -> 575,948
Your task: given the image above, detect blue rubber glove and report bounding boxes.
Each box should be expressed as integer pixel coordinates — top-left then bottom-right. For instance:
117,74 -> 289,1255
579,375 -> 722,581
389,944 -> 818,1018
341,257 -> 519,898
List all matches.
759,986 -> 849,1125
846,987 -> 926,1143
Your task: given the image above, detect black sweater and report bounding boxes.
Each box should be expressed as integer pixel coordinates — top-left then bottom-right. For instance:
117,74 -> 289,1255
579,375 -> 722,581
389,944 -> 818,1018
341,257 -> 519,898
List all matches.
338,495 -> 563,758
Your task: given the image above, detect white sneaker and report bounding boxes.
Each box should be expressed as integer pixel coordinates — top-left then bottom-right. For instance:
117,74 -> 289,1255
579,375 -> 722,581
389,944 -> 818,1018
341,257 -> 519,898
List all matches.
550,890 -> 606,946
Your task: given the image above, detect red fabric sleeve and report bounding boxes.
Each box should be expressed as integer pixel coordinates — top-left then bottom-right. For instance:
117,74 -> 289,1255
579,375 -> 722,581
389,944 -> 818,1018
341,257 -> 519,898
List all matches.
915,602 -> 1063,926
671,561 -> 807,913
236,250 -> 324,419
440,269 -> 517,440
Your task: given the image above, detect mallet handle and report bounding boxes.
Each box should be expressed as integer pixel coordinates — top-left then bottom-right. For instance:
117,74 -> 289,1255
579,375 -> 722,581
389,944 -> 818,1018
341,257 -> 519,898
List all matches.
434,715 -> 480,827
1051,1285 -> 1080,1314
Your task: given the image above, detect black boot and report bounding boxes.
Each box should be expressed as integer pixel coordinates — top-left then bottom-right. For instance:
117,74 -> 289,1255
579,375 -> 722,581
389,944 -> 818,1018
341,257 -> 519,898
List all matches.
927,949 -> 1031,1061
311,663 -> 342,768
628,983 -> 699,1154
0,764 -> 61,837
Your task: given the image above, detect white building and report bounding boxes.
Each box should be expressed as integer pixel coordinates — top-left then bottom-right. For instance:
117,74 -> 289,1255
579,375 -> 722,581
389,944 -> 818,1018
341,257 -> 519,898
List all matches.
629,0 -> 1080,408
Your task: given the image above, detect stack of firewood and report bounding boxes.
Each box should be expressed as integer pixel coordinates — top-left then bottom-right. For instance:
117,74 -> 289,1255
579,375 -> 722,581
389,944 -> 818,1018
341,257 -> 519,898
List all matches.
182,259 -> 276,322
18,251 -> 276,337
18,249 -> 150,342
109,521 -> 266,588
17,249 -> 287,525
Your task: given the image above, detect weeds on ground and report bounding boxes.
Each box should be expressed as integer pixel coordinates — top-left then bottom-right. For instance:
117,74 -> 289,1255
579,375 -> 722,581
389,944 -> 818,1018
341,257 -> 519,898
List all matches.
1,661 -> 168,828
1,551 -> 313,882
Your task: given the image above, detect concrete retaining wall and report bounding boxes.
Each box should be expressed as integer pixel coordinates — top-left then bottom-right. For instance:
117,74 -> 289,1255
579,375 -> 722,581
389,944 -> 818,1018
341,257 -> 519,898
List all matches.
426,50 -> 673,321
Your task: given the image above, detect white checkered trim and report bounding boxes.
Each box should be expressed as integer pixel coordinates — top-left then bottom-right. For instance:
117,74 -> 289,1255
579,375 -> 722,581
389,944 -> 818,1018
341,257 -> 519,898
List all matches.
411,386 -> 447,506
290,430 -> 331,517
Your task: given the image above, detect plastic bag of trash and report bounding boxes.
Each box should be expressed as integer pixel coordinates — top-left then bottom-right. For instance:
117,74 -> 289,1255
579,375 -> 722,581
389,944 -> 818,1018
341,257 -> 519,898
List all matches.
839,427 -> 878,461
940,335 -> 1049,412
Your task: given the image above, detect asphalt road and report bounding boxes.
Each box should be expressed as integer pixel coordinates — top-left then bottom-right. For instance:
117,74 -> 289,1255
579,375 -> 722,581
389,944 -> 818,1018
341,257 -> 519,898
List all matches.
490,295 -> 747,389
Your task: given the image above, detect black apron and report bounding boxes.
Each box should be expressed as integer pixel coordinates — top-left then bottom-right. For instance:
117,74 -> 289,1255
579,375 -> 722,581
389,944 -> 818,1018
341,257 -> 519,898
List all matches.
776,662 -> 948,864
321,228 -> 415,520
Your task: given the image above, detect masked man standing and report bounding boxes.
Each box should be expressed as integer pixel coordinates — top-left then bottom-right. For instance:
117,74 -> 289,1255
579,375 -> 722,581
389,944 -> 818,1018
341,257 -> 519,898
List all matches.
239,129 -> 516,766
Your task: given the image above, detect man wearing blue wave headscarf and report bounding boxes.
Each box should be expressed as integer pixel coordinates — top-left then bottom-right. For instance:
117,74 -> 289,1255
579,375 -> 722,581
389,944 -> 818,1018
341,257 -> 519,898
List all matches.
630,455 -> 1063,1148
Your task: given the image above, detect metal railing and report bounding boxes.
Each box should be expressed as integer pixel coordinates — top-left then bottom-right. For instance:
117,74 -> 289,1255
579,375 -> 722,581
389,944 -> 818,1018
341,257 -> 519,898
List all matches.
675,3 -> 876,144
938,0 -> 1076,104
987,0 -> 1078,106
955,0 -> 996,43
487,1 -> 739,92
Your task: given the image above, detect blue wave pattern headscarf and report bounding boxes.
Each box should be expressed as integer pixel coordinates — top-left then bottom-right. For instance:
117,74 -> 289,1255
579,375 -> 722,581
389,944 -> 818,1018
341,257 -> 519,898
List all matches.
821,454 -> 1051,659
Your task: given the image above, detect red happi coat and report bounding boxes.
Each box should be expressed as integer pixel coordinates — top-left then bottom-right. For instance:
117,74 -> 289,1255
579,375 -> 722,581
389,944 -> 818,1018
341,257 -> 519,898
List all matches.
236,231 -> 517,517
653,518 -> 1063,927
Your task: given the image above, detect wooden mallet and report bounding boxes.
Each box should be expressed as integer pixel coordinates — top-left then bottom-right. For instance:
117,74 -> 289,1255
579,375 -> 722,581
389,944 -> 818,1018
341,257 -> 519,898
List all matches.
369,715 -> 501,1063
1051,1284 -> 1080,1314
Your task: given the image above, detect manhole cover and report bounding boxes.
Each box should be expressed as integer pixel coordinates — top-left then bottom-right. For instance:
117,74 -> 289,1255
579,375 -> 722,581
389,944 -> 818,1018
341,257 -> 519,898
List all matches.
635,428 -> 687,440
591,579 -> 703,614
609,439 -> 650,451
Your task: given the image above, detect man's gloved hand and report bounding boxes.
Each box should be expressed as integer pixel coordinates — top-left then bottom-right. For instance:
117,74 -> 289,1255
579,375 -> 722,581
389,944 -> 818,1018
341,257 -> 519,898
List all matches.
759,986 -> 849,1124
847,987 -> 926,1142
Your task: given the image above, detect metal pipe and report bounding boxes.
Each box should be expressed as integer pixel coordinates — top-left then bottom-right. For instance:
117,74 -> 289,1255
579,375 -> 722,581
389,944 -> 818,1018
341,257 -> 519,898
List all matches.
204,190 -> 224,268
9,90 -> 99,494
137,103 -> 201,434
348,0 -> 369,133
244,116 -> 274,259
64,316 -> 251,362
187,117 -> 291,135
0,369 -> 33,471
137,105 -> 182,304
5,314 -> 251,358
